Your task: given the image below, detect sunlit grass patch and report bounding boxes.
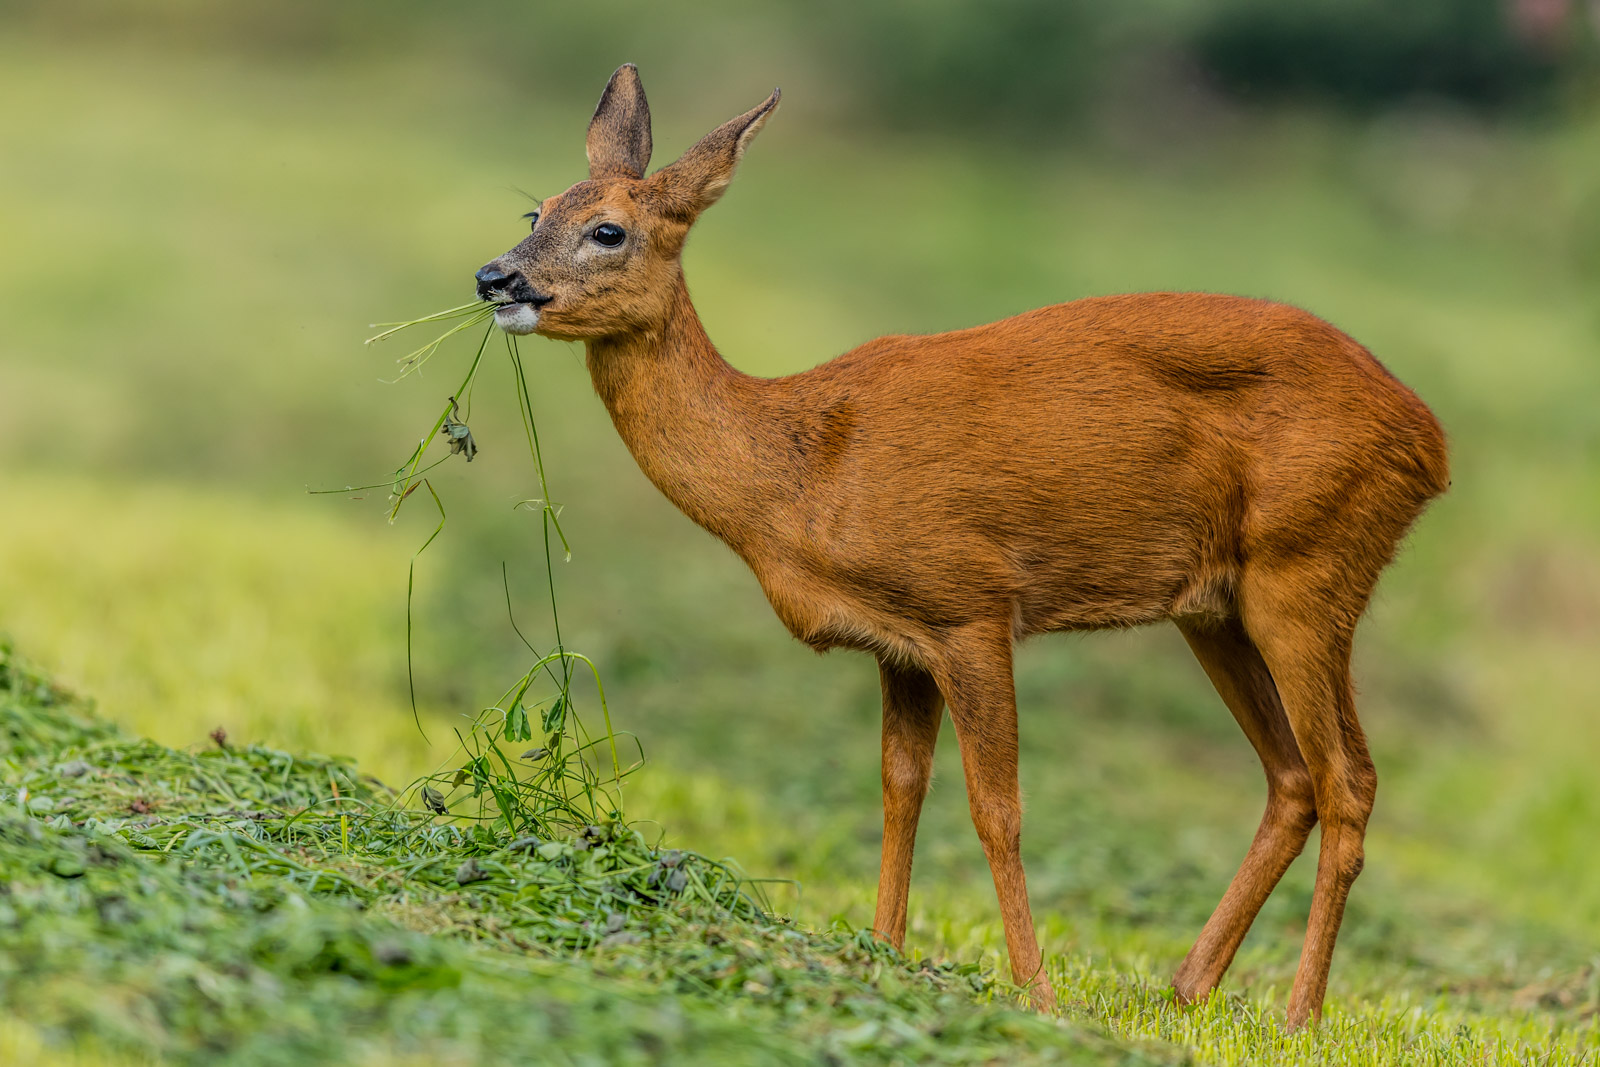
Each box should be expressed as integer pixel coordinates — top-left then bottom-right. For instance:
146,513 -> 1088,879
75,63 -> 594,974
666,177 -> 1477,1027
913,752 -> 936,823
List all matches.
1053,955 -> 1600,1066
0,472 -> 432,781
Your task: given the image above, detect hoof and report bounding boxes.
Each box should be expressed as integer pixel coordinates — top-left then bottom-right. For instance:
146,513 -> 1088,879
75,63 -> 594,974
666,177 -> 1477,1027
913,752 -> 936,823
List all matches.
1170,968 -> 1216,1007
1025,977 -> 1058,1014
1284,1002 -> 1319,1032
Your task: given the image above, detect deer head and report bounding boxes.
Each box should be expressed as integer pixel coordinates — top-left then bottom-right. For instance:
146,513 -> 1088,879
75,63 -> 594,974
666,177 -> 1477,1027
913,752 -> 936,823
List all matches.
475,64 -> 779,341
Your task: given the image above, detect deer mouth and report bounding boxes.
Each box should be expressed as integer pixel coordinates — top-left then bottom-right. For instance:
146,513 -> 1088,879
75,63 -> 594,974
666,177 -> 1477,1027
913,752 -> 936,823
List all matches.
493,302 -> 541,335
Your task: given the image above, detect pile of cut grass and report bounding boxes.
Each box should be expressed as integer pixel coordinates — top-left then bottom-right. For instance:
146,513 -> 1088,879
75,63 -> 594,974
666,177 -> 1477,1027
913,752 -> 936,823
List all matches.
0,640 -> 1154,1065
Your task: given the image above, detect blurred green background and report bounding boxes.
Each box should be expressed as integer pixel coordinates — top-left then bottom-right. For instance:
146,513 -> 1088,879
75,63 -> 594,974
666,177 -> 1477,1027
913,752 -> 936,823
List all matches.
2,0 -> 1598,1040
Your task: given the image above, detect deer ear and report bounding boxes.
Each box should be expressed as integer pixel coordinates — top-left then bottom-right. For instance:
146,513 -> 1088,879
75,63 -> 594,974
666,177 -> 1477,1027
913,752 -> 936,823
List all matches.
587,64 -> 653,180
649,88 -> 779,219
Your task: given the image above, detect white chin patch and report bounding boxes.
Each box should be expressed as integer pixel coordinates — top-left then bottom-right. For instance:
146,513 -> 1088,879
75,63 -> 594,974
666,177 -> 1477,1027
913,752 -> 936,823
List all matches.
494,304 -> 540,335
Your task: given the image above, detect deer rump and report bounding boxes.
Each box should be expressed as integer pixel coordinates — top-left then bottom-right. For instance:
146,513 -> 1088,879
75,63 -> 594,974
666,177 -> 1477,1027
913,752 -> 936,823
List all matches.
761,291 -> 1450,660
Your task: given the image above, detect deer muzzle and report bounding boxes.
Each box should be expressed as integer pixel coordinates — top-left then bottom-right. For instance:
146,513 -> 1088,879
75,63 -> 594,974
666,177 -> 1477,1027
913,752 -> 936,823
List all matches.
475,263 -> 551,335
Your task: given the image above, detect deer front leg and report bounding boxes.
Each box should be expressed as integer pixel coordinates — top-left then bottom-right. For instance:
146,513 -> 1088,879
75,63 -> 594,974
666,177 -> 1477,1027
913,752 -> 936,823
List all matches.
872,660 -> 944,949
929,626 -> 1056,1011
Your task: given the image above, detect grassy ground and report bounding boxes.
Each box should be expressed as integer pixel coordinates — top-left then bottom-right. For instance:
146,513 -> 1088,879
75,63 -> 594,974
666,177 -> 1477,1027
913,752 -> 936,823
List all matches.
2,642 -> 1594,1066
2,20 -> 1599,1067
1,641 -> 1142,1066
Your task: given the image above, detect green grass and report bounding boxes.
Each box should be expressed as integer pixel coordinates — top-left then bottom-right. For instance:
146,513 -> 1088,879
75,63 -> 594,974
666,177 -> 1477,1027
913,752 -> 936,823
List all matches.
2,15 -> 1600,1066
0,641 -> 1158,1066
4,633 -> 1597,1064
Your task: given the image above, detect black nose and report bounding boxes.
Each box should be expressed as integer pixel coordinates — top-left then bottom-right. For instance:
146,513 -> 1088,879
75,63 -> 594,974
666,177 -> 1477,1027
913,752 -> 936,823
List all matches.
475,264 -> 552,306
475,264 -> 512,301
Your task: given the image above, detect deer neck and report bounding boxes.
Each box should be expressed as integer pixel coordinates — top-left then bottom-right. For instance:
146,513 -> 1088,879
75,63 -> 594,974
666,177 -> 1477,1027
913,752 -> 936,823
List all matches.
584,273 -> 792,555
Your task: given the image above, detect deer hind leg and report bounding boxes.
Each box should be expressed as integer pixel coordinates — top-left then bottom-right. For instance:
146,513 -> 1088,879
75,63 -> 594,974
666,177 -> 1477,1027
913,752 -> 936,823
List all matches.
1240,564 -> 1377,1031
926,623 -> 1055,1011
872,659 -> 944,949
1171,615 -> 1318,1005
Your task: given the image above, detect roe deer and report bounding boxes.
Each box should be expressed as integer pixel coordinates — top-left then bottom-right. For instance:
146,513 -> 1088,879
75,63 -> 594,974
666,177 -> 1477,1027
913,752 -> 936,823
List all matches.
473,65 -> 1449,1028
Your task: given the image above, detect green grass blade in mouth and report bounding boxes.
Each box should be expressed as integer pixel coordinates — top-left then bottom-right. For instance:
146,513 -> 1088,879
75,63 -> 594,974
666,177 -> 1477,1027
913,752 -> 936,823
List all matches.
385,305 -> 499,380
364,300 -> 491,344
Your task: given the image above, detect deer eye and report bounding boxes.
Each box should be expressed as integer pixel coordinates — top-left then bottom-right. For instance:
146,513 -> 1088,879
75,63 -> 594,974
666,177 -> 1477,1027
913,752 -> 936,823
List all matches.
591,223 -> 625,247
522,210 -> 539,231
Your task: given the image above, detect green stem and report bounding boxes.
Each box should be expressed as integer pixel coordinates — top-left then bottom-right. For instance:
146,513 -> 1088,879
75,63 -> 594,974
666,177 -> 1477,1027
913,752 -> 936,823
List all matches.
366,300 -> 488,344
389,322 -> 494,523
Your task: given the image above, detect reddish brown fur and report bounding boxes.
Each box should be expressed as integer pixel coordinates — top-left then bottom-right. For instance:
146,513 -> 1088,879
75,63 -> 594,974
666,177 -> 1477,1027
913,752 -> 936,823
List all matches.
480,65 -> 1450,1028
